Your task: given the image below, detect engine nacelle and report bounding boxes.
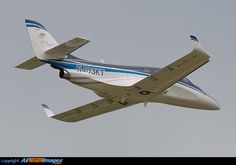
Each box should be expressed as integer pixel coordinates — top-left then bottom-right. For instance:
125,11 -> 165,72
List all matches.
59,70 -> 71,80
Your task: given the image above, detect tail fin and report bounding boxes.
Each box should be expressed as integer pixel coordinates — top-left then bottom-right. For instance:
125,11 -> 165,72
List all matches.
25,19 -> 58,60
16,19 -> 90,70
16,19 -> 59,70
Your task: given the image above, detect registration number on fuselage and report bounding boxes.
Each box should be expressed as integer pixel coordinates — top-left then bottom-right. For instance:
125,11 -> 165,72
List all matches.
76,65 -> 105,76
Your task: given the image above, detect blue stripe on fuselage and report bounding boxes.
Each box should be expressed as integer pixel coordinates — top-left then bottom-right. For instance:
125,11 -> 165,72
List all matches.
47,60 -> 150,76
45,59 -> 205,94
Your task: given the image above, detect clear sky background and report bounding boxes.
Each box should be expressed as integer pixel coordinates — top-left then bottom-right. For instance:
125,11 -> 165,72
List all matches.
0,0 -> 235,156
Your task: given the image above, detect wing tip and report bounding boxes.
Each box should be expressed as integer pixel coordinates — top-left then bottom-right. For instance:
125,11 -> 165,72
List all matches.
190,35 -> 199,42
42,104 -> 55,118
190,35 -> 203,50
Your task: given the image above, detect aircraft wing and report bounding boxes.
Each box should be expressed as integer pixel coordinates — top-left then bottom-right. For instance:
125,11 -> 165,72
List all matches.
129,36 -> 211,94
42,99 -> 138,122
45,37 -> 89,59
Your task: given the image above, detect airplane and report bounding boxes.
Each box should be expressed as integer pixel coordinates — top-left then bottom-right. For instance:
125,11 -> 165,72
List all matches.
16,19 -> 220,123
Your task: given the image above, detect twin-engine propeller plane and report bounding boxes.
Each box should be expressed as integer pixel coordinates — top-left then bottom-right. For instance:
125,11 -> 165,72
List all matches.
16,19 -> 220,122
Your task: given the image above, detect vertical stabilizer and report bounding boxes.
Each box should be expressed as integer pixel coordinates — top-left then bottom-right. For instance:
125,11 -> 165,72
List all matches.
25,19 -> 58,60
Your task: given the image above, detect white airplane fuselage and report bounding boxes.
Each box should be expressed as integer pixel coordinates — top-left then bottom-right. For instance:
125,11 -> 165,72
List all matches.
47,57 -> 220,110
17,19 -> 220,123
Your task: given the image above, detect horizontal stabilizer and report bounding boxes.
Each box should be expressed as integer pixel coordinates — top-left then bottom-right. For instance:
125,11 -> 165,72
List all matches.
45,37 -> 90,59
15,56 -> 45,70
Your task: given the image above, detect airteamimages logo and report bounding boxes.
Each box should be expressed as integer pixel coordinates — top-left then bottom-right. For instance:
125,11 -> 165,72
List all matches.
1,158 -> 63,164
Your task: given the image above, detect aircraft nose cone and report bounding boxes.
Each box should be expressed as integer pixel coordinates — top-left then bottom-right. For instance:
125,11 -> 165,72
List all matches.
207,98 -> 220,110
202,95 -> 221,110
